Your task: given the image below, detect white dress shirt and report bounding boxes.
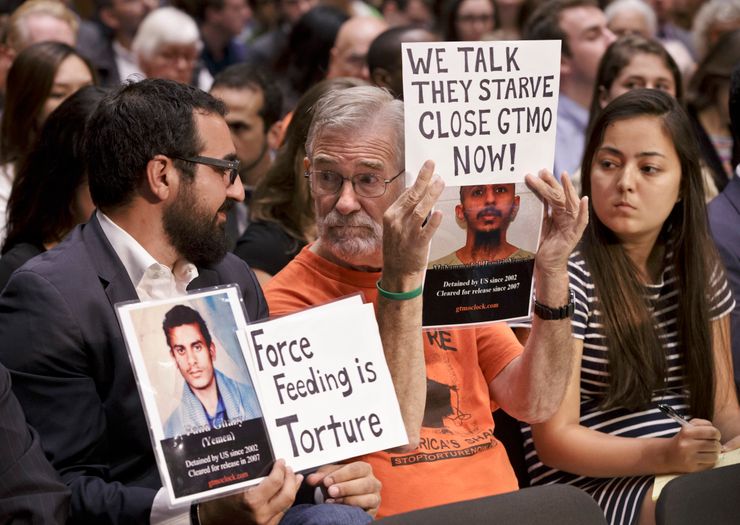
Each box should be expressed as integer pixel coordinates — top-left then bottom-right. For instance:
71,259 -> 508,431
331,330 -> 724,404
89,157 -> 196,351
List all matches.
97,210 -> 197,524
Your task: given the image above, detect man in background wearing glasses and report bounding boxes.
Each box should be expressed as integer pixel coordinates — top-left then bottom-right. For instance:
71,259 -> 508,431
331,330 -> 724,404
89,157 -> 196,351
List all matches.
265,85 -> 588,519
0,79 -> 379,525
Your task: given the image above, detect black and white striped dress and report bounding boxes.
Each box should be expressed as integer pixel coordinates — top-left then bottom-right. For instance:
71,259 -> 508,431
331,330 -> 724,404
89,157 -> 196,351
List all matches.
521,249 -> 735,525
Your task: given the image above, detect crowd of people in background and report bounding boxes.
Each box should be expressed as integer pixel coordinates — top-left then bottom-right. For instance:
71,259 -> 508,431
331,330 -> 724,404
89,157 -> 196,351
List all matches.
0,0 -> 738,524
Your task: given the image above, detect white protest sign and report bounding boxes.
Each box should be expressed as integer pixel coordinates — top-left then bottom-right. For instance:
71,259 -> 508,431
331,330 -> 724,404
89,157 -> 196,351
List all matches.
402,40 -> 561,186
242,298 -> 407,471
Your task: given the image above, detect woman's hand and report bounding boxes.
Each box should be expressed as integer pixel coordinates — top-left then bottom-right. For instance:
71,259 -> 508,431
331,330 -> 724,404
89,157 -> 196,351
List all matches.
664,419 -> 722,473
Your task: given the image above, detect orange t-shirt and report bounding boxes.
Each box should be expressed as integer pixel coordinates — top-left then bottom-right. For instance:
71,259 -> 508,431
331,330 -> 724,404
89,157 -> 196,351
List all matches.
264,246 -> 523,518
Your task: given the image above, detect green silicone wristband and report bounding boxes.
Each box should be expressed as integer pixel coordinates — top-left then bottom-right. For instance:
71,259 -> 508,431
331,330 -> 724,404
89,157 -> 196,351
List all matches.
376,280 -> 423,300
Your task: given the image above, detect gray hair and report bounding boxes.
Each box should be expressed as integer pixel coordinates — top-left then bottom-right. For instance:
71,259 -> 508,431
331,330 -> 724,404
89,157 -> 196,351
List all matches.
306,86 -> 404,171
692,0 -> 740,58
132,7 -> 202,59
605,0 -> 657,37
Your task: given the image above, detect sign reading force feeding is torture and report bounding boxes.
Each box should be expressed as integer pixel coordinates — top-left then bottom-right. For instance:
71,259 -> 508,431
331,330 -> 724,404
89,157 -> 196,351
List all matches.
402,40 -> 561,186
240,296 -> 407,473
118,288 -> 407,505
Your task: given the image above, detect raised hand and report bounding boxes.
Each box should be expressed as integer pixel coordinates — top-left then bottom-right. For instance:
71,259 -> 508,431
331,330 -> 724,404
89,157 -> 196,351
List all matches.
382,159 -> 445,283
525,170 -> 589,274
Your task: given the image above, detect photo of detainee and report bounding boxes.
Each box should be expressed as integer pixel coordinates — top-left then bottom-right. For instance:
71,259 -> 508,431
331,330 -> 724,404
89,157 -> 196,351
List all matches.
429,183 -> 536,267
162,305 -> 261,438
122,289 -> 264,440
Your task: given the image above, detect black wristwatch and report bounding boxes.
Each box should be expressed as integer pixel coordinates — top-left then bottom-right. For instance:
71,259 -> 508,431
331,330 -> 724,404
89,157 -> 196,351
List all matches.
533,291 -> 575,320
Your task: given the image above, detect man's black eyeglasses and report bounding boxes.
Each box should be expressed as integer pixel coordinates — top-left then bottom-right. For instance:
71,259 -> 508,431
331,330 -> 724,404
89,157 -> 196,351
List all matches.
174,156 -> 240,186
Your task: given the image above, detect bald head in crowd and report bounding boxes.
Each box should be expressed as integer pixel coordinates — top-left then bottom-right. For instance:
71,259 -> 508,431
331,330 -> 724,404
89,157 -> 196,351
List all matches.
327,16 -> 388,81
367,25 -> 437,98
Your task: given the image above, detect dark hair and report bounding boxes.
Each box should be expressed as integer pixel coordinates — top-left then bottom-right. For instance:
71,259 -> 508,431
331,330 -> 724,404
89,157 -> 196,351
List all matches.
686,29 -> 740,192
587,35 -> 683,134
581,89 -> 717,418
523,0 -> 599,56
85,79 -> 225,211
367,25 -> 410,73
687,29 -> 740,112
250,77 -> 366,241
274,5 -> 348,108
442,0 -> 495,41
0,41 -> 95,165
368,25 -> 435,74
2,86 -> 108,254
212,63 -> 284,131
162,304 -> 213,349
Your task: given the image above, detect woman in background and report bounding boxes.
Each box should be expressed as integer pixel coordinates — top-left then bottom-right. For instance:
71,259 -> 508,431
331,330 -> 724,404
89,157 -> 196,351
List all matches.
443,0 -> 495,41
233,77 -> 365,284
572,35 -> 683,196
0,86 -> 107,290
524,89 -> 738,525
0,42 -> 95,243
686,29 -> 740,197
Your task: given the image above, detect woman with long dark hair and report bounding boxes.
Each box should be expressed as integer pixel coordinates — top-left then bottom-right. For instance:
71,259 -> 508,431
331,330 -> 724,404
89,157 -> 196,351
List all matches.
0,86 -> 106,289
0,41 -> 95,243
523,89 -> 738,524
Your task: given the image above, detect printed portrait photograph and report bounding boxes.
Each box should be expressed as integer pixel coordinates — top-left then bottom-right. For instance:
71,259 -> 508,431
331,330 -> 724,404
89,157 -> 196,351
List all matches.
428,182 -> 541,267
127,291 -> 263,439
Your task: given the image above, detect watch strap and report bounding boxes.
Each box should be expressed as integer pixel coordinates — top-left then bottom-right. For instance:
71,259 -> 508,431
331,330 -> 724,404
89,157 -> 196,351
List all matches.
533,291 -> 575,320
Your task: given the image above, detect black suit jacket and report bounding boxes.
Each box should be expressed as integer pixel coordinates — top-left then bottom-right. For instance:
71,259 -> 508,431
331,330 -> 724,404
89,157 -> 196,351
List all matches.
0,362 -> 69,524
0,216 -> 268,524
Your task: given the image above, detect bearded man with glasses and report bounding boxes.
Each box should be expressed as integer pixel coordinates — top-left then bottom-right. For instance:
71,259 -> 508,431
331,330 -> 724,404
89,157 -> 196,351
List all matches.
0,79 -> 380,525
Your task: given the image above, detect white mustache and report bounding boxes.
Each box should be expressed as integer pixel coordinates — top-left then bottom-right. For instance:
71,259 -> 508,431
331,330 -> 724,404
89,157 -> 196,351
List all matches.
322,210 -> 379,230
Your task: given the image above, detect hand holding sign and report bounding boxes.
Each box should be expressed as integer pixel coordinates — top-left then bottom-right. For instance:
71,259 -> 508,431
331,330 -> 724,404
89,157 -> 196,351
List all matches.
199,459 -> 302,525
307,461 -> 381,517
525,170 -> 588,275
382,159 -> 445,285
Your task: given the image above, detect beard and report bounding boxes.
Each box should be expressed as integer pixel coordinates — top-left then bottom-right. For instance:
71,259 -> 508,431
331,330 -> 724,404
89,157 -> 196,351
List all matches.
316,208 -> 383,263
163,185 -> 231,267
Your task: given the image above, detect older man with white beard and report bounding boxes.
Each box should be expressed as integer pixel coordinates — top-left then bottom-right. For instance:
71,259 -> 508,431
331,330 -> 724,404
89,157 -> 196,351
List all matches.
264,85 -> 589,519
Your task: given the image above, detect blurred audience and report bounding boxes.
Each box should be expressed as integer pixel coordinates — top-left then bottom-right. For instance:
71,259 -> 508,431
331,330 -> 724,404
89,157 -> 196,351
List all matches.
367,24 -> 438,98
444,0 -> 495,41
380,0 -> 434,28
210,63 -> 283,246
327,16 -> 388,81
233,77 -> 365,284
686,29 -> 740,197
132,6 -> 212,89
273,5 -> 348,110
691,0 -> 740,60
0,0 -> 78,98
0,86 -> 106,290
708,65 -> 740,398
0,42 -> 95,243
197,0 -> 251,76
524,0 -> 616,179
604,0 -> 694,84
77,0 -> 156,86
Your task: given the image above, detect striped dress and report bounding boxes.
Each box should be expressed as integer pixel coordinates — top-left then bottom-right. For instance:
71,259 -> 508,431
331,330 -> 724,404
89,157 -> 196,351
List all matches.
522,249 -> 735,525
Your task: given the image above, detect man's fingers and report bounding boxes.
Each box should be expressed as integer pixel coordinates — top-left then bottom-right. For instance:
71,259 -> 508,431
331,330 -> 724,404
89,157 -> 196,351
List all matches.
412,175 -> 444,226
400,160 -> 435,207
266,468 -> 302,514
253,459 -> 286,497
